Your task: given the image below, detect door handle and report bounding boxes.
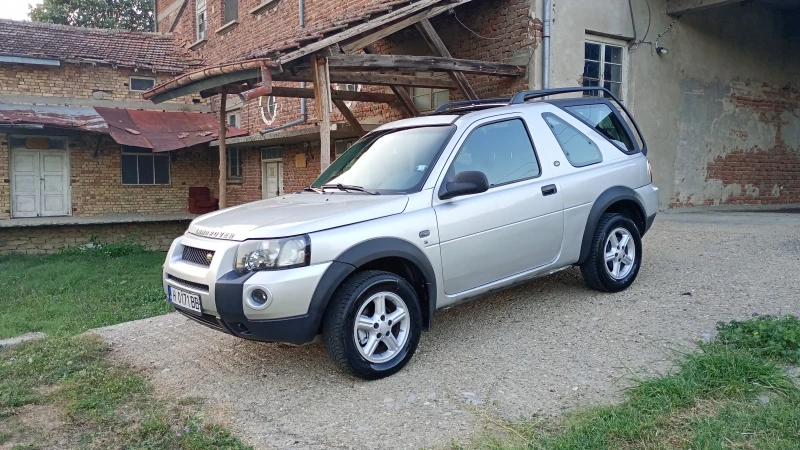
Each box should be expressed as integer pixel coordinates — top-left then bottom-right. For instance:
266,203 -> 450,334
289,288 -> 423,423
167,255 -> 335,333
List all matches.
541,184 -> 557,196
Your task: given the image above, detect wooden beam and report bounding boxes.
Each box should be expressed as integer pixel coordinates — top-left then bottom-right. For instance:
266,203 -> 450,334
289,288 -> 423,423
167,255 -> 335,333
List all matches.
333,99 -> 366,137
390,85 -> 420,118
277,86 -> 397,103
666,0 -> 742,15
218,94 -> 227,209
312,55 -> 333,172
327,54 -> 525,77
277,0 -> 444,65
415,18 -> 477,100
274,70 -> 457,89
341,10 -> 431,53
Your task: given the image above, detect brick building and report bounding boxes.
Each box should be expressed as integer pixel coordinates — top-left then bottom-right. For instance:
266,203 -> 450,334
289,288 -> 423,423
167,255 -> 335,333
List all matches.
0,20 -> 244,254
152,0 -> 798,209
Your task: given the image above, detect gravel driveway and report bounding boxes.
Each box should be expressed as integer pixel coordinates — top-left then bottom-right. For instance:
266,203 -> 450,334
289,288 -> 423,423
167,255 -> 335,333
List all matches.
96,211 -> 800,450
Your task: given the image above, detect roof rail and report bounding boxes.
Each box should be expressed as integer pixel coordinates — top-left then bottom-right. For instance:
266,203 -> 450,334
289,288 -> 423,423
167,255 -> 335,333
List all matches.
433,98 -> 511,113
509,87 -> 620,105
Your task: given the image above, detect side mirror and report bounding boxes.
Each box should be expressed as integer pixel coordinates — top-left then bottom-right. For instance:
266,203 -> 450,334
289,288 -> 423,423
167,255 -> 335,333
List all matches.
439,171 -> 490,200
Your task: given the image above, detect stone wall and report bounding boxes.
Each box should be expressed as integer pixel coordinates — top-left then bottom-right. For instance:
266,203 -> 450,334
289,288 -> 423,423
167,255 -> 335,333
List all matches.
0,221 -> 190,255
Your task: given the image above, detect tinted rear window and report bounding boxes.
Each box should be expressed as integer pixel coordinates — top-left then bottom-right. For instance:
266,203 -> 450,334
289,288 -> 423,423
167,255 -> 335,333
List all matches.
565,104 -> 636,153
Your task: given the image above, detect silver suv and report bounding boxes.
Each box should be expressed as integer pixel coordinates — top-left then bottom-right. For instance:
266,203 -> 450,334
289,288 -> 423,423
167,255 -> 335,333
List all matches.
163,87 -> 659,379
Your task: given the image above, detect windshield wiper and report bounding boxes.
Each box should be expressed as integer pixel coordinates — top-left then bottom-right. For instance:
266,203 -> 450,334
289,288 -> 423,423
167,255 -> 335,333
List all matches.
302,186 -> 323,194
321,184 -> 379,195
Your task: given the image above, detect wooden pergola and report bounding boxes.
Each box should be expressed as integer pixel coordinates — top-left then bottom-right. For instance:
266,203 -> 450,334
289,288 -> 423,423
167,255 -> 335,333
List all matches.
143,0 -> 526,208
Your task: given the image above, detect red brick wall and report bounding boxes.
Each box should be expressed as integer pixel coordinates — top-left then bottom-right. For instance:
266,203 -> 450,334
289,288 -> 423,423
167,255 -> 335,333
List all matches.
0,133 -> 218,220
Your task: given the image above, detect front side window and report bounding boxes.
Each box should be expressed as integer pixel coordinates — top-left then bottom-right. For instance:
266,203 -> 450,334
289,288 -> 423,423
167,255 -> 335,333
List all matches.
583,41 -> 624,101
451,119 -> 540,187
542,113 -> 603,167
313,125 -> 455,194
565,104 -> 635,152
227,148 -> 242,179
196,0 -> 207,41
121,146 -> 170,185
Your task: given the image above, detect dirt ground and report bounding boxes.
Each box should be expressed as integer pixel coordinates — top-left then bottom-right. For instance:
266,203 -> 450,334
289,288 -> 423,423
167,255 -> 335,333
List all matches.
95,211 -> 800,450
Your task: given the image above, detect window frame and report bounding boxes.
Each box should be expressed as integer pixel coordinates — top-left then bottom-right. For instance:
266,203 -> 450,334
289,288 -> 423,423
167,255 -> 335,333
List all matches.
120,147 -> 171,186
583,36 -> 627,103
411,72 -> 450,112
445,117 -> 542,191
196,0 -> 207,41
226,109 -> 241,129
260,95 -> 278,125
541,112 -> 603,168
129,76 -> 156,93
227,148 -> 243,180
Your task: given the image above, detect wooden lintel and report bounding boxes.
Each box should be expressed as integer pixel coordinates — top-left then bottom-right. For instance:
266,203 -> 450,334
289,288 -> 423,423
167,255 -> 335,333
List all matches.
274,70 -> 457,89
327,54 -> 525,77
415,18 -> 477,100
270,86 -> 396,103
333,99 -> 366,137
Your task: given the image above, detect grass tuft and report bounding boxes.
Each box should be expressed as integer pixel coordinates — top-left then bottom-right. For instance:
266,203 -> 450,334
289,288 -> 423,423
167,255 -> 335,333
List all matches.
716,315 -> 800,364
0,335 -> 251,449
459,316 -> 800,450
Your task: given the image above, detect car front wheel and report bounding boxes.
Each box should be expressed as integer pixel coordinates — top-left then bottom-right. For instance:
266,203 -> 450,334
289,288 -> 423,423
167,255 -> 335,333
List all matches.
322,270 -> 422,380
580,213 -> 643,292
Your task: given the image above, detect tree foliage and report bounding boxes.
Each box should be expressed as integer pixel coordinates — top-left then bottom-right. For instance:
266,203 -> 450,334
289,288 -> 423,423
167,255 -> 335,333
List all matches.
29,0 -> 155,32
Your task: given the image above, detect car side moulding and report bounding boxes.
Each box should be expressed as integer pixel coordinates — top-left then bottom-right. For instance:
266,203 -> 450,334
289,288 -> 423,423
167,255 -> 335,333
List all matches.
577,186 -> 647,265
308,238 -> 438,332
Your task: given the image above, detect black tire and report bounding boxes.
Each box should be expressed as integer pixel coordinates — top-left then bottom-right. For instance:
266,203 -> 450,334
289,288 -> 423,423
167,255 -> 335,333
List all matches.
322,270 -> 422,380
580,213 -> 643,293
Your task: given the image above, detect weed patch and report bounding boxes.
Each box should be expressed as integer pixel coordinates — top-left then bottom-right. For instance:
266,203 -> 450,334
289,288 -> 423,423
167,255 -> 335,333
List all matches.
0,335 -> 251,449
716,315 -> 800,364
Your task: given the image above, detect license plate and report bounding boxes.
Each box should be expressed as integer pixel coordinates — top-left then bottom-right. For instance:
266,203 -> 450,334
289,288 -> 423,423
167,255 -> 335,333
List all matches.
168,286 -> 202,314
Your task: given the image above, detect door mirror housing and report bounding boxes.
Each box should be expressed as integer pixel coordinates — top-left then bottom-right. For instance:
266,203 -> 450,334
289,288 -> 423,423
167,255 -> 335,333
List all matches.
439,171 -> 490,200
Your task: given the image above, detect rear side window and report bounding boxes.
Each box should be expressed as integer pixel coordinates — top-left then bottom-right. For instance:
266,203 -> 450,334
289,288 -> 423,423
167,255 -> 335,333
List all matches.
453,119 -> 540,186
542,113 -> 603,167
565,104 -> 635,152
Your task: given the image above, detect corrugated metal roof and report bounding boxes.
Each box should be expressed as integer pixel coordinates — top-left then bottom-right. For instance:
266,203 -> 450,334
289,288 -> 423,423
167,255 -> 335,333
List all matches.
94,107 -> 247,152
0,104 -> 108,132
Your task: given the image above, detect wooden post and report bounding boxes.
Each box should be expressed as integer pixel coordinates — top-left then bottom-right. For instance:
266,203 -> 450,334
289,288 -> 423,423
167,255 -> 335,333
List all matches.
312,54 -> 332,173
218,93 -> 227,209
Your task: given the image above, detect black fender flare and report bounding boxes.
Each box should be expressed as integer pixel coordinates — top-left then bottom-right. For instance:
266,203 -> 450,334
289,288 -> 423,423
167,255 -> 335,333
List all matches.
578,186 -> 646,264
307,238 -> 438,333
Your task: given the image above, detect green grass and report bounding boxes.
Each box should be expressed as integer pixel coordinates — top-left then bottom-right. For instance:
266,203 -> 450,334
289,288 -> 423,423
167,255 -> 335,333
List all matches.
459,317 -> 800,450
0,245 -> 171,339
0,334 -> 251,449
716,315 -> 800,364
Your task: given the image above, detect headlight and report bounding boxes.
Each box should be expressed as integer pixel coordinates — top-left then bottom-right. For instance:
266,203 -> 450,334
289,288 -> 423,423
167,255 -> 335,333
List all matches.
235,235 -> 310,275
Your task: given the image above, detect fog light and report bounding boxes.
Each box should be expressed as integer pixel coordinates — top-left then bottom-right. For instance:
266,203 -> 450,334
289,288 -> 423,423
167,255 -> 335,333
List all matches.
244,286 -> 272,310
252,289 -> 268,305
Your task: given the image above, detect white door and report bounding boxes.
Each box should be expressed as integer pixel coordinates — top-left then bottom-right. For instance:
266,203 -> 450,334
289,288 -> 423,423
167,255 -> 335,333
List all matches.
262,161 -> 284,199
11,150 -> 70,218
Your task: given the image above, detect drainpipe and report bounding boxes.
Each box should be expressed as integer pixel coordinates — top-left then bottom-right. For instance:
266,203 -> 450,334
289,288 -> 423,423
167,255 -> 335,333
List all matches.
261,0 -> 308,134
542,0 -> 551,89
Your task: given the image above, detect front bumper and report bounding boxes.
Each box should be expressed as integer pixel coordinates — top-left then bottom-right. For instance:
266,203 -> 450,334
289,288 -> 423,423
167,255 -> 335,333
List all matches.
162,234 -> 331,344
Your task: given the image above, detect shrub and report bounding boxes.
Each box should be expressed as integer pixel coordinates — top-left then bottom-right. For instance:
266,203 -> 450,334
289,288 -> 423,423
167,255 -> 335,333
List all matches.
716,315 -> 800,364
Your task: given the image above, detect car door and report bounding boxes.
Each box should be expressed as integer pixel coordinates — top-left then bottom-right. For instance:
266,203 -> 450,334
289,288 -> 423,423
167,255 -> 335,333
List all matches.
433,115 -> 564,295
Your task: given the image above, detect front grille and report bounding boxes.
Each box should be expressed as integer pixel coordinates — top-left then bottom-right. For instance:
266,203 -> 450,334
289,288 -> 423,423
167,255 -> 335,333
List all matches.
167,274 -> 210,293
182,246 -> 214,267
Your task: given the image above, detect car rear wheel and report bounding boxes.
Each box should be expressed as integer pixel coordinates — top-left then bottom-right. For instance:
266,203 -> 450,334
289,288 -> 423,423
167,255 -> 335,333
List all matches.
580,213 -> 643,292
322,270 -> 422,380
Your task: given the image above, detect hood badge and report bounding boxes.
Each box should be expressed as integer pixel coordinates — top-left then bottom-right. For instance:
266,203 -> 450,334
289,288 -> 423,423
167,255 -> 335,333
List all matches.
194,227 -> 236,240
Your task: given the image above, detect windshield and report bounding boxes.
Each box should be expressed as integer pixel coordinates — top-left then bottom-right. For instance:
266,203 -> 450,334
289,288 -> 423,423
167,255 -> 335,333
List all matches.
312,125 -> 455,194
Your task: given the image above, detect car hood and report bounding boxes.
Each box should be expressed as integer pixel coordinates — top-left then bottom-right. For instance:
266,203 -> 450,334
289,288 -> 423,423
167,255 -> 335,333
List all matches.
187,194 -> 409,241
